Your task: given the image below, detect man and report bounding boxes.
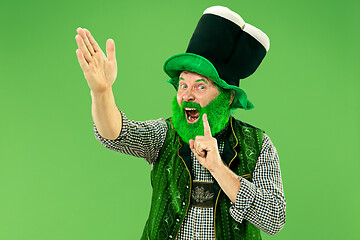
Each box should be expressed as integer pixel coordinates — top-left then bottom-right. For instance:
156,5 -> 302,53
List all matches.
75,6 -> 286,240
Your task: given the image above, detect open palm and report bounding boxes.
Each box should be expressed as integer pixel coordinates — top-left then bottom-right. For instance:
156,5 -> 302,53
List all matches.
75,27 -> 117,93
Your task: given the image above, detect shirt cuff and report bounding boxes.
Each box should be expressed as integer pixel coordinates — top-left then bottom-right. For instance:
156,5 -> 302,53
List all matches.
229,176 -> 257,223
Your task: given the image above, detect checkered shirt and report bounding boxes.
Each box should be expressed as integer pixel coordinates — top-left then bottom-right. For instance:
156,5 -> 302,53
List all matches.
94,111 -> 286,238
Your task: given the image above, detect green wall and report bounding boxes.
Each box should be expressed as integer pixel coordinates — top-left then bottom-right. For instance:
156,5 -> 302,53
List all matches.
1,0 -> 359,239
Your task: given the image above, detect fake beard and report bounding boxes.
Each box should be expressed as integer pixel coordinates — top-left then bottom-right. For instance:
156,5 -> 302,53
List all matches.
171,91 -> 232,144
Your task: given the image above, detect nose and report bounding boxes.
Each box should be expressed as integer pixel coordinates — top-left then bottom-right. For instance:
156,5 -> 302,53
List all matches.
182,88 -> 195,102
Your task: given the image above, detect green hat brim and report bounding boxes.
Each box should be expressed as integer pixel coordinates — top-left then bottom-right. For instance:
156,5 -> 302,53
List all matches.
163,53 -> 254,110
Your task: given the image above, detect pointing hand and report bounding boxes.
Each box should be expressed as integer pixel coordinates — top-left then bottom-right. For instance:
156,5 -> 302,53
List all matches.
189,114 -> 223,172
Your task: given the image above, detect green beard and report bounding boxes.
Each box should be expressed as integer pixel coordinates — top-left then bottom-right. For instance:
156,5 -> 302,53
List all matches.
171,91 -> 232,144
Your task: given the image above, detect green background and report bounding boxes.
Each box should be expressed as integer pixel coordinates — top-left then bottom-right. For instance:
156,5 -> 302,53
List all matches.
1,0 -> 359,239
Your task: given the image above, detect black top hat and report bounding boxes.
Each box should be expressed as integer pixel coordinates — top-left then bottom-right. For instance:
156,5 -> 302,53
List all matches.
164,6 -> 270,110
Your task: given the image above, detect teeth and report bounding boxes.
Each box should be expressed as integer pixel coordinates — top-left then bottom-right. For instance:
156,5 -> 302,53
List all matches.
185,108 -> 197,111
187,115 -> 199,121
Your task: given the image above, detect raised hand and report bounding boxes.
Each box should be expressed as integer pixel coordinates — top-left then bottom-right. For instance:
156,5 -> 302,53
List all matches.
75,27 -> 117,93
189,114 -> 224,173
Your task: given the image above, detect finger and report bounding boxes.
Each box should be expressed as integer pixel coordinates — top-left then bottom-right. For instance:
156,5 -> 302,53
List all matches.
190,139 -> 201,156
83,28 -> 101,53
189,139 -> 199,156
194,139 -> 206,157
203,114 -> 212,136
76,49 -> 89,71
75,34 -> 92,63
190,139 -> 205,160
106,39 -> 116,63
189,139 -> 195,151
78,28 -> 95,55
197,150 -> 206,158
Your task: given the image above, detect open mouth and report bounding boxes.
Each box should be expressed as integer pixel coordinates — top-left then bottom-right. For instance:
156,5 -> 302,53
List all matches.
184,108 -> 200,123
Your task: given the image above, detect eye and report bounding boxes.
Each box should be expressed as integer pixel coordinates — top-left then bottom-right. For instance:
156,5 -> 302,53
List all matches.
180,84 -> 187,89
199,85 -> 205,90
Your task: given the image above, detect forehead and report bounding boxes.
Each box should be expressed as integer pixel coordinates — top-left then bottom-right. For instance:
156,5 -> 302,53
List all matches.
179,71 -> 214,85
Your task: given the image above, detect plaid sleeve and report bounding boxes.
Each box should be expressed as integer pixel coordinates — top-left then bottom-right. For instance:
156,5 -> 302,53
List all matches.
229,133 -> 286,235
93,109 -> 168,164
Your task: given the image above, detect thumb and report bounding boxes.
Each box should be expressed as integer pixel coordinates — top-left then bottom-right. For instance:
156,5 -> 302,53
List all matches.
106,39 -> 116,62
189,139 -> 203,158
189,139 -> 200,157
189,139 -> 195,152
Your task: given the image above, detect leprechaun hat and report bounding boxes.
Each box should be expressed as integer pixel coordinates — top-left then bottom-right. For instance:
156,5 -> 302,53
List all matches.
163,6 -> 270,110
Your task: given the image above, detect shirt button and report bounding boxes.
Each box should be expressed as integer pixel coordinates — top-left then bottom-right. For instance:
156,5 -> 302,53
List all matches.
176,218 -> 180,222
198,209 -> 202,214
186,185 -> 189,189
169,235 -> 173,238
182,201 -> 186,206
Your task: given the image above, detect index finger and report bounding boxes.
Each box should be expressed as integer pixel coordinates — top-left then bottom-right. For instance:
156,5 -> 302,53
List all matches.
203,114 -> 212,136
84,28 -> 101,53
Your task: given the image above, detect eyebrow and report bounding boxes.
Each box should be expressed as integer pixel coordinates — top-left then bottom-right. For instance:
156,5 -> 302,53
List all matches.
195,79 -> 208,84
179,77 -> 208,84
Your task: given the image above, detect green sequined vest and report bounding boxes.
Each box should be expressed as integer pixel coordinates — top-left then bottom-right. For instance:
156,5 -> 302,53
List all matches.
141,116 -> 264,240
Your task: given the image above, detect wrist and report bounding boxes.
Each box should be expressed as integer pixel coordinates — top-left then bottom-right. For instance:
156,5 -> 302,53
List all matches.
91,87 -> 113,98
209,160 -> 227,178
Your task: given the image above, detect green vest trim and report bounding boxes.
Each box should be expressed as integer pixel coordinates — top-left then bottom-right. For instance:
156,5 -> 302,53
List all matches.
141,116 -> 264,240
